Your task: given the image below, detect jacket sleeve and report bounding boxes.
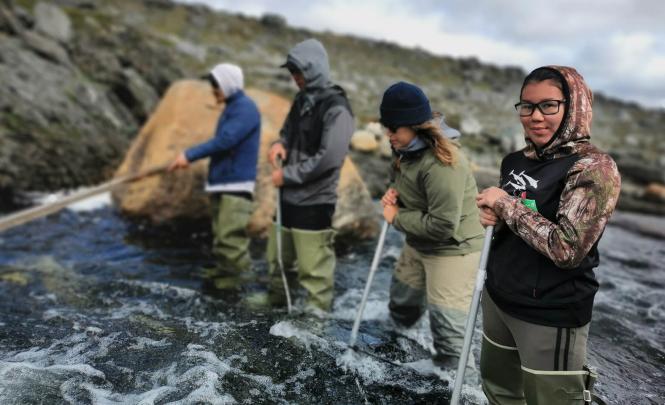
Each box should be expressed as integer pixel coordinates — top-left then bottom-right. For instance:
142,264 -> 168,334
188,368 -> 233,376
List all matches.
185,103 -> 259,162
392,162 -> 466,241
494,154 -> 621,269
282,105 -> 354,186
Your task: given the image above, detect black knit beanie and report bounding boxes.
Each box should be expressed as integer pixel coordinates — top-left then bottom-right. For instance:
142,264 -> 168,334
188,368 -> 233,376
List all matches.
380,81 -> 432,127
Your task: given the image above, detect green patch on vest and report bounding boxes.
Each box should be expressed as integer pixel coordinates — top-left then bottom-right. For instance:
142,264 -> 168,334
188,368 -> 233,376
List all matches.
521,198 -> 538,212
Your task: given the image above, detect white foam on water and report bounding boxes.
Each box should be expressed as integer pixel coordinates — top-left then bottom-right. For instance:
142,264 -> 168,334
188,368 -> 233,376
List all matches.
136,345 -> 287,402
68,192 -> 112,212
382,245 -> 403,260
30,189 -> 111,212
182,317 -> 236,344
391,314 -> 434,353
188,345 -> 285,396
402,359 -> 487,403
122,280 -> 201,300
284,368 -> 316,395
128,337 -> 171,350
404,358 -> 458,390
269,320 -> 330,351
171,369 -> 236,405
63,381 -> 175,405
85,326 -> 103,335
0,361 -> 106,380
331,288 -> 390,321
108,300 -> 170,321
336,349 -> 388,385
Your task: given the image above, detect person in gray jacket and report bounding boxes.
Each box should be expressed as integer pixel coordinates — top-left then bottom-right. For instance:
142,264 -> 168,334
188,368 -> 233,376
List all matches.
267,38 -> 354,311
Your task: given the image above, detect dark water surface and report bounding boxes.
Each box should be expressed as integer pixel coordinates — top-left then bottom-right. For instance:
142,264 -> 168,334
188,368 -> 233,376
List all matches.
0,203 -> 663,404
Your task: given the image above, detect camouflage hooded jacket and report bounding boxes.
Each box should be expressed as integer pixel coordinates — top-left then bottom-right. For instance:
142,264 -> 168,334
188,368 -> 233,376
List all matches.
486,66 -> 621,327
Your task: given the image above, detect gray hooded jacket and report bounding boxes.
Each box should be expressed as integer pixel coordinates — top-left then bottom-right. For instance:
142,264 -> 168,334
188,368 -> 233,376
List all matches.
278,39 -> 354,206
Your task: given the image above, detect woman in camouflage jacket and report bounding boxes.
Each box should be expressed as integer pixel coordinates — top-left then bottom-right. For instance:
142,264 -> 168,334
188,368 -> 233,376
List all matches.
476,66 -> 621,404
379,82 -> 485,371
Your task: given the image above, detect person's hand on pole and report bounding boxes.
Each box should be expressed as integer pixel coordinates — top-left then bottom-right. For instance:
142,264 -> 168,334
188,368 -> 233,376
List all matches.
271,168 -> 284,187
479,207 -> 499,227
383,204 -> 398,224
380,188 -> 399,207
476,187 -> 509,210
168,152 -> 189,171
269,143 -> 287,168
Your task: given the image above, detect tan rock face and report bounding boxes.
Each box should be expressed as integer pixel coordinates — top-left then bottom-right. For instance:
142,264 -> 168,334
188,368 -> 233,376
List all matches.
645,183 -> 665,203
112,80 -> 378,239
350,129 -> 378,152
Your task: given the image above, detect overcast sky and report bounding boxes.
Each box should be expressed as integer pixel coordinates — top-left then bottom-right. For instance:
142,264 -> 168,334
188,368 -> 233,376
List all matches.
178,0 -> 665,109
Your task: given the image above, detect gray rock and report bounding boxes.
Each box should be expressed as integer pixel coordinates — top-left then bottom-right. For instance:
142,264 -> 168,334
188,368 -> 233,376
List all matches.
499,126 -> 525,154
614,155 -> 665,184
609,211 -> 665,240
167,34 -> 207,62
33,2 -> 72,43
260,13 -> 286,29
460,116 -> 483,135
121,67 -> 160,121
22,30 -> 71,65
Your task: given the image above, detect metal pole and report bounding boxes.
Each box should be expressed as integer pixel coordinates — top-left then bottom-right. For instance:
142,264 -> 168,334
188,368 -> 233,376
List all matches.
450,225 -> 494,405
0,164 -> 169,233
275,157 -> 292,313
349,221 -> 389,348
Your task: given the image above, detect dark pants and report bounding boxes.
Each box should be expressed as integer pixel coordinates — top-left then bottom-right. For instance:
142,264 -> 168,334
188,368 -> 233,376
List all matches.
279,201 -> 335,230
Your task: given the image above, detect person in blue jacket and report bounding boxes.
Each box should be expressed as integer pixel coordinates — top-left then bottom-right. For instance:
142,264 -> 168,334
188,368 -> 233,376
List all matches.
169,63 -> 261,286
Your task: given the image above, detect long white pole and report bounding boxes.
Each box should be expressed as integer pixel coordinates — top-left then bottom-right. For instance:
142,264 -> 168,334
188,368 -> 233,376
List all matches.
450,225 -> 494,405
275,157 -> 292,313
0,164 -> 168,233
349,221 -> 389,348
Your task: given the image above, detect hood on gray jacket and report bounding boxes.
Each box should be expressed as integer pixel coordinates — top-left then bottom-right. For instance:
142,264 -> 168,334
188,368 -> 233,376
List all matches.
283,38 -> 332,90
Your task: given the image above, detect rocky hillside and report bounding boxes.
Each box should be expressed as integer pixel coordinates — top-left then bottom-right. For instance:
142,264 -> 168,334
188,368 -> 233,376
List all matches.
1,0 -> 664,213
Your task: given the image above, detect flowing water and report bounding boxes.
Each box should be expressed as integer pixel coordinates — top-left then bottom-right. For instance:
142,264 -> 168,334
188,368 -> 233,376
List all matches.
0,197 -> 663,404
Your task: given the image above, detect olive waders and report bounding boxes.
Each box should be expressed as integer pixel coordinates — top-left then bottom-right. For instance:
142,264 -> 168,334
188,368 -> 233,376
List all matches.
204,194 -> 253,289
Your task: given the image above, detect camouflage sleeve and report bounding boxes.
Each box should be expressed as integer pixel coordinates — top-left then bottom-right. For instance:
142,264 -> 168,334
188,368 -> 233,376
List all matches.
493,153 -> 621,269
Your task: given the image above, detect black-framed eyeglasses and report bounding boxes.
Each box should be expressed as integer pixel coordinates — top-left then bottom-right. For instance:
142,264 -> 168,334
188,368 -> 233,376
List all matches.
514,100 -> 566,117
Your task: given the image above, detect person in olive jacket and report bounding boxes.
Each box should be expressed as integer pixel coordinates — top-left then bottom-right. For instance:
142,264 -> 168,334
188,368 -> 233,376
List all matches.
380,82 -> 485,371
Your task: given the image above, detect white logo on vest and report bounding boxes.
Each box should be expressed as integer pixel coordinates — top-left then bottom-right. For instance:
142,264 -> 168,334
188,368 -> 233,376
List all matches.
503,170 -> 540,192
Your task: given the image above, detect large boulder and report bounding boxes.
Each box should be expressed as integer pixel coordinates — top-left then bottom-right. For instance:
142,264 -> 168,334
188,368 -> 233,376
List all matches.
350,129 -> 378,152
645,183 -> 665,203
112,80 -> 379,240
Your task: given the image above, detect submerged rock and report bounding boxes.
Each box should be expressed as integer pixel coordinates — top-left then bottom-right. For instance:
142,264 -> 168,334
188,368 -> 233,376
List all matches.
112,80 -> 378,240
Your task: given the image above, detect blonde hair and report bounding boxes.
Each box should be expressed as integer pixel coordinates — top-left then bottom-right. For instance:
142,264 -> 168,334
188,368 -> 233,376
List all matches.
394,116 -> 457,170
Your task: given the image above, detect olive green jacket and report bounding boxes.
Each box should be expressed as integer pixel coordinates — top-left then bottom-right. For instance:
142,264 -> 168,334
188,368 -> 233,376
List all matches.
391,146 -> 484,256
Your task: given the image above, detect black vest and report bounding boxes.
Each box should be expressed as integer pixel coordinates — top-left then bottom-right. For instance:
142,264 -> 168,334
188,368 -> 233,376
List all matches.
486,151 -> 600,327
285,86 -> 352,160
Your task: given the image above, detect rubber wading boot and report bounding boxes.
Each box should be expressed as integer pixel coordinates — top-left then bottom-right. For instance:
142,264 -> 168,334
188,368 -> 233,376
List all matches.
292,228 -> 336,311
523,366 -> 600,405
265,224 -> 297,306
210,194 -> 253,273
480,336 -> 526,405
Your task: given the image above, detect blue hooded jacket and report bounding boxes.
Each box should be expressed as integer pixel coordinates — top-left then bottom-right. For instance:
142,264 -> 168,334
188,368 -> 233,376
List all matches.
185,90 -> 261,186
